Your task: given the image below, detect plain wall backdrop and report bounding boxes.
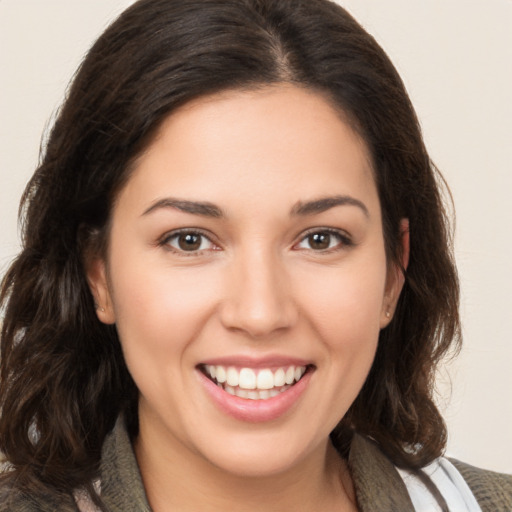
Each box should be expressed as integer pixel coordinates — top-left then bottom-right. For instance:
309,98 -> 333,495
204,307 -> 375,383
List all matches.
0,0 -> 511,473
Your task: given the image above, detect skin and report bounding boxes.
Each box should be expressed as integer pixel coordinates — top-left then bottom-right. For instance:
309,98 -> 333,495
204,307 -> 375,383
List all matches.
88,84 -> 407,511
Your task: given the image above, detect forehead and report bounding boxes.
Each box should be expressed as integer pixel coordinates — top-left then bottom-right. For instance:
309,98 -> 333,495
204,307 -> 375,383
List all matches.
119,84 -> 379,219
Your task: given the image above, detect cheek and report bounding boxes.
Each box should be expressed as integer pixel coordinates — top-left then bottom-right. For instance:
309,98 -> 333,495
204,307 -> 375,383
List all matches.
286,258 -> 387,431
108,250 -> 221,362
108,260 -> 225,417
296,257 -> 388,344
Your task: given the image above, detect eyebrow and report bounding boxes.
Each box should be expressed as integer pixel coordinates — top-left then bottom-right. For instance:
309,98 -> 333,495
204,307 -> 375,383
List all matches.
142,198 -> 223,218
291,195 -> 369,217
142,194 -> 369,219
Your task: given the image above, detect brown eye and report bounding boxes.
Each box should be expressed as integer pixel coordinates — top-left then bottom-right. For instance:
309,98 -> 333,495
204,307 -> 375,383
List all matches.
295,229 -> 350,252
164,231 -> 215,253
307,232 -> 331,250
178,233 -> 202,251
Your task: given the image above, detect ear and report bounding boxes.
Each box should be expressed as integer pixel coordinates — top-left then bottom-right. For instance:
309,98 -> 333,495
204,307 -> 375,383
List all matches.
85,256 -> 116,325
380,218 -> 410,328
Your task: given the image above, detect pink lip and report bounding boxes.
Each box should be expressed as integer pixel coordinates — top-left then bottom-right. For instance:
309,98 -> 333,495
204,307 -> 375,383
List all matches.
199,355 -> 311,370
197,367 -> 313,423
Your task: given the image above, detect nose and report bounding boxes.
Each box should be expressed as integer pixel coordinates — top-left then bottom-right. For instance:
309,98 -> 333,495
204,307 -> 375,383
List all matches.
219,249 -> 298,338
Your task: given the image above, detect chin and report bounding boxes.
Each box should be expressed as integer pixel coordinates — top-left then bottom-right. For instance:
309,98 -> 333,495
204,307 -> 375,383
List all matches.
194,428 -> 322,479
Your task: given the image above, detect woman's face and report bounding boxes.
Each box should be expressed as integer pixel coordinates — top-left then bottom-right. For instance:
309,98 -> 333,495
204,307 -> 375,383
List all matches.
89,84 -> 403,477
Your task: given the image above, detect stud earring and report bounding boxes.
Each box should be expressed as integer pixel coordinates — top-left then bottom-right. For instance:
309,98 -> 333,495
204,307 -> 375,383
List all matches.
96,305 -> 105,313
385,310 -> 391,318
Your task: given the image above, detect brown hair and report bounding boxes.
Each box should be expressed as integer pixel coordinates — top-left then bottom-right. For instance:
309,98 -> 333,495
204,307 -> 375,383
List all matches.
0,0 -> 460,504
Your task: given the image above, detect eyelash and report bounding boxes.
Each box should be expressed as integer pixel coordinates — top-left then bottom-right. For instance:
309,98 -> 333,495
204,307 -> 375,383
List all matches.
158,227 -> 353,256
294,228 -> 353,253
158,228 -> 219,256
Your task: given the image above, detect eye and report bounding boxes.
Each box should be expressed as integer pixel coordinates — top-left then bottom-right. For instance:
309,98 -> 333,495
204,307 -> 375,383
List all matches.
295,229 -> 351,252
162,230 -> 217,253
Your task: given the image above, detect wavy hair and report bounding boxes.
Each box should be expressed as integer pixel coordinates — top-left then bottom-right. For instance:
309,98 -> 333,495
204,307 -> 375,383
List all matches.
0,0 -> 460,504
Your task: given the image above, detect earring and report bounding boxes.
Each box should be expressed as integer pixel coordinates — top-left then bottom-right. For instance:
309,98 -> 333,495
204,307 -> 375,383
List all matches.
385,310 -> 391,318
96,305 -> 105,313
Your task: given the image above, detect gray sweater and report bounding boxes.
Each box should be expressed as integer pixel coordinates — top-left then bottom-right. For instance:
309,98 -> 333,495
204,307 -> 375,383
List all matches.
1,418 -> 511,511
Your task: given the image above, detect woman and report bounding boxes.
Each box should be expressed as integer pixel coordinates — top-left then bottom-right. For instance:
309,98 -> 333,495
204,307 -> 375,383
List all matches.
0,0 -> 510,510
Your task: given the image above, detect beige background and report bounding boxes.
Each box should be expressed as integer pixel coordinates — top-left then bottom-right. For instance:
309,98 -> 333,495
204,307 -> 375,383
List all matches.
1,0 -> 511,473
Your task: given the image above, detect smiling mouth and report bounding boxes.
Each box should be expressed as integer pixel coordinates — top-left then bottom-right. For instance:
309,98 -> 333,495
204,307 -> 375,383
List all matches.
199,364 -> 312,400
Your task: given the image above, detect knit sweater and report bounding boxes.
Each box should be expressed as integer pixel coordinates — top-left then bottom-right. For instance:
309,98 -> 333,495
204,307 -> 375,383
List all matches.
1,418 -> 511,511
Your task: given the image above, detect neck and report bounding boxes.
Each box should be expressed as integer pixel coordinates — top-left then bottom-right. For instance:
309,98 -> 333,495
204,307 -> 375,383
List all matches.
134,420 -> 356,512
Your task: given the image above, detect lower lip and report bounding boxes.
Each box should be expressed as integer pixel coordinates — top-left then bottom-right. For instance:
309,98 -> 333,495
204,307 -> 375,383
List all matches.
198,369 -> 312,423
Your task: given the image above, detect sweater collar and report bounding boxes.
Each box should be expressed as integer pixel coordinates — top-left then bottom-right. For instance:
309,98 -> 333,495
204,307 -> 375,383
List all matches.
99,418 -> 414,511
348,433 -> 414,511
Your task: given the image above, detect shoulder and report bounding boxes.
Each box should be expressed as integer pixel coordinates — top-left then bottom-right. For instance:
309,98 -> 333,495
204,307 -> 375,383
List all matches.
450,459 -> 512,512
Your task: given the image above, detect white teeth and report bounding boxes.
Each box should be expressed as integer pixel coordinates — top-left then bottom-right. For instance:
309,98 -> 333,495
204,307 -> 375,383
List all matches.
285,366 -> 295,385
235,388 -> 249,399
256,369 -> 274,390
239,368 -> 257,390
219,382 -> 292,400
216,366 -> 226,383
203,364 -> 308,397
274,368 -> 285,387
226,367 -> 239,387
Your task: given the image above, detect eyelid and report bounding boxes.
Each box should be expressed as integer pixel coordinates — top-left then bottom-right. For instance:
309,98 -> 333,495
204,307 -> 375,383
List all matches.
157,226 -> 353,255
293,227 -> 353,251
158,228 -> 220,255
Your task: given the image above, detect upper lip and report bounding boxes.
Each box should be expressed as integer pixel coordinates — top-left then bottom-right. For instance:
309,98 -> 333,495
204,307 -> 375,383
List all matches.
197,355 -> 313,370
